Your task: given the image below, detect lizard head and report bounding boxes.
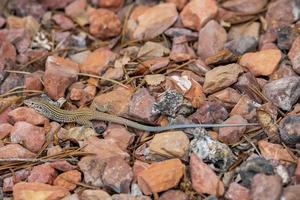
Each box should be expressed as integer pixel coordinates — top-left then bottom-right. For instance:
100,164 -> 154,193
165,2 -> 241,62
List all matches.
23,97 -> 48,113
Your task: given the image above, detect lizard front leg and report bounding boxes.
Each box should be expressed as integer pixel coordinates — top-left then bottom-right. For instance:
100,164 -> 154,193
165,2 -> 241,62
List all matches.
76,119 -> 94,129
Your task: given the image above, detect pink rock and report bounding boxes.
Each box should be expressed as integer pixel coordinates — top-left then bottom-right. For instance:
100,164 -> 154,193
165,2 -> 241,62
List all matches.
190,154 -> 224,196
197,20 -> 227,60
250,174 -> 282,200
69,82 -> 96,106
8,106 -> 47,125
50,160 -> 77,172
169,36 -> 196,62
127,3 -> 178,41
10,121 -> 45,153
88,8 -> 121,39
180,0 -> 218,31
24,71 -> 44,91
41,0 -> 73,9
3,169 -> 30,192
230,95 -> 258,122
258,140 -> 295,162
47,145 -> 63,156
295,159 -> 300,183
53,170 -> 81,191
112,194 -> 151,200
80,48 -> 117,75
103,124 -> 134,150
288,36 -> 300,74
209,88 -> 241,108
28,164 -> 58,184
52,13 -> 75,30
0,144 -> 35,159
44,55 -> 79,100
166,0 -> 187,10
133,160 -> 150,181
98,0 -> 124,10
102,157 -> 133,193
225,182 -> 250,200
218,115 -> 247,144
0,123 -> 13,139
0,107 -> 12,123
222,0 -> 267,14
159,190 -> 189,200
0,17 -> 5,27
13,182 -> 70,200
80,189 -> 111,200
65,0 -> 87,18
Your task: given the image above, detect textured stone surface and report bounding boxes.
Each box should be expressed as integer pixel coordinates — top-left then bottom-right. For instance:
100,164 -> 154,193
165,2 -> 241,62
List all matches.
28,164 -> 57,184
0,144 -> 35,159
8,107 -> 47,125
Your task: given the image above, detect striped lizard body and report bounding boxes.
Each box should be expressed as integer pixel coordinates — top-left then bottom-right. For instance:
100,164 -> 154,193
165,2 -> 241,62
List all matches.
24,98 -> 260,132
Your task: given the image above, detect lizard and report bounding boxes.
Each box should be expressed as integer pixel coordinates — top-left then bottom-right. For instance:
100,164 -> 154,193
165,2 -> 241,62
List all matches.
24,97 -> 260,132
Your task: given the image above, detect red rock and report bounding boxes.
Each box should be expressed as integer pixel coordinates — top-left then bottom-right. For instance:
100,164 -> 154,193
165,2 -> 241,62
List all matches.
112,194 -> 151,200
137,41 -> 170,61
53,170 -> 81,191
0,107 -> 12,124
0,144 -> 35,159
228,22 -> 260,41
239,49 -> 282,76
24,71 -> 44,91
98,0 -> 124,10
180,0 -> 218,31
218,115 -> 247,144
190,154 -> 224,196
44,55 -> 79,100
133,160 -> 150,181
80,189 -> 112,200
0,123 -> 13,139
13,182 -> 70,200
282,185 -> 300,200
197,20 -> 227,60
80,48 -> 117,75
3,169 -> 30,192
258,140 -> 294,162
50,160 -> 77,172
170,36 -> 196,62
288,36 -> 300,74
270,61 -> 297,80
137,159 -> 184,195
47,146 -> 63,156
209,88 -> 241,108
222,0 -> 267,14
225,182 -> 250,200
230,95 -> 258,122
138,57 -> 170,72
203,64 -> 243,94
128,88 -> 157,123
165,0 -> 187,10
65,0 -> 87,18
159,190 -> 189,200
0,17 -> 5,27
10,121 -> 45,153
250,174 -> 282,200
69,82 -> 96,106
78,156 -> 106,187
88,8 -> 121,39
83,136 -> 129,160
52,13 -> 75,30
102,157 -> 133,193
103,124 -> 134,150
296,159 -> 300,183
127,3 -> 178,41
8,107 -> 47,125
28,164 -> 58,184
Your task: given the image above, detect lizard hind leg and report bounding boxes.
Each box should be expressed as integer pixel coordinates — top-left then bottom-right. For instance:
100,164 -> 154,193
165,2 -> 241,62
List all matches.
76,119 -> 94,130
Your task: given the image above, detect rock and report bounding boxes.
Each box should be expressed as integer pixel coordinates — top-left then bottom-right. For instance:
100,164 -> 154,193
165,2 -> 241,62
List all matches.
225,37 -> 257,55
52,14 -> 75,31
149,131 -> 189,159
259,140 -> 295,162
103,124 -> 134,150
24,71 -> 44,91
98,0 -> 124,10
83,136 -> 129,160
222,0 -> 268,14
180,0 -> 218,31
137,159 -> 184,195
197,20 -> 227,60
189,101 -> 228,124
47,146 -> 63,156
276,25 -> 296,50
69,83 -> 97,106
65,0 -> 87,18
218,115 -> 247,144
288,36 -> 300,74
53,170 -> 81,191
0,107 -> 12,124
282,185 -> 300,200
250,174 -> 282,200
0,73 -> 24,95
127,3 -> 178,41
88,8 -> 121,39
92,86 -> 133,116
228,22 -> 260,41
165,0 -> 187,10
13,182 -> 69,200
50,160 -> 77,172
164,27 -> 198,40
137,41 -> 170,61
3,169 -> 30,192
78,156 -> 106,187
102,157 -> 133,193
262,76 -> 300,111
8,107 -> 47,125
128,88 -> 157,123
138,57 -> 170,72
44,55 -> 79,100
203,64 -> 243,94
190,154 -> 224,196
80,48 -> 117,75
28,164 -> 57,184
60,126 -> 97,142
0,123 -> 13,139
61,194 -> 80,200
270,60 -> 297,80
279,115 -> 300,146
170,36 -> 196,62
112,194 -> 150,200
0,17 -> 5,27
238,157 -> 274,187
133,160 -> 150,181
230,95 -> 259,122
239,49 -> 282,76
296,159 -> 300,183
225,182 -> 250,200
209,88 -> 241,108
0,144 -> 35,159
159,190 -> 188,200
10,121 -> 45,153
80,189 -> 112,200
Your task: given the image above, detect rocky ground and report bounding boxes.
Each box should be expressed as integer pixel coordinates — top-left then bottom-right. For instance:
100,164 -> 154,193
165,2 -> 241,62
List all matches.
0,0 -> 300,199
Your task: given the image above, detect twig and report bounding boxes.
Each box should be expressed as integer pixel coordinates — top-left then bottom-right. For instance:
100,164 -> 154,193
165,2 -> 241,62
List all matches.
0,158 -> 77,163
